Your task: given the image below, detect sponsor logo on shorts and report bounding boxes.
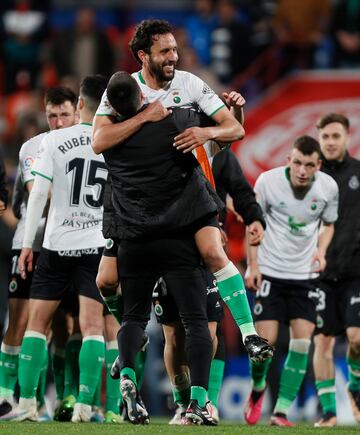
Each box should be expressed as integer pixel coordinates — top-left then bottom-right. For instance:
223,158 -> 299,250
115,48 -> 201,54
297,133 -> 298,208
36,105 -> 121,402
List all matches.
8,279 -> 18,293
58,248 -> 99,257
254,302 -> 263,315
316,314 -> 324,329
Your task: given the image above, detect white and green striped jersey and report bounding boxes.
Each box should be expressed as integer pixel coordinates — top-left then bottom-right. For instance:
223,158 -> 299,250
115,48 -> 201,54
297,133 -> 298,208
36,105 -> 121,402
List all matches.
255,166 -> 339,280
31,123 -> 107,250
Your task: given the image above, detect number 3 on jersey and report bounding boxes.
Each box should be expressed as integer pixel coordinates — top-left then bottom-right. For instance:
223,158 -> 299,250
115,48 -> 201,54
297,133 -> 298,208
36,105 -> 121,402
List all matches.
66,157 -> 107,208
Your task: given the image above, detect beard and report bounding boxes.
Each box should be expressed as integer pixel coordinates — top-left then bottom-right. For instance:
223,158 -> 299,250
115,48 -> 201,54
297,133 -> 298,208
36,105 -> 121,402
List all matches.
148,57 -> 176,83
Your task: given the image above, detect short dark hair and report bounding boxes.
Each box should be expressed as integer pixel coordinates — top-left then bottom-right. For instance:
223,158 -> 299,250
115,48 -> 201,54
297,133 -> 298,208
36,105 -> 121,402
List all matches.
129,19 -> 173,64
80,75 -> 108,113
44,86 -> 77,108
292,135 -> 321,157
316,113 -> 350,131
107,71 -> 142,117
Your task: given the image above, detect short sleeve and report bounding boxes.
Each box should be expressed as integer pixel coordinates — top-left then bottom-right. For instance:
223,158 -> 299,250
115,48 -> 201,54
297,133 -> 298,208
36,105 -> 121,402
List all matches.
19,143 -> 36,185
95,90 -> 116,117
31,136 -> 54,182
321,179 -> 339,224
186,73 -> 225,117
254,173 -> 268,213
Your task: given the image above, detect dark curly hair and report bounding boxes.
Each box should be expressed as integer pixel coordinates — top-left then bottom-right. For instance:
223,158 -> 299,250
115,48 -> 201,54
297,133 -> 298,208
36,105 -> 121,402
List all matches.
129,19 -> 173,65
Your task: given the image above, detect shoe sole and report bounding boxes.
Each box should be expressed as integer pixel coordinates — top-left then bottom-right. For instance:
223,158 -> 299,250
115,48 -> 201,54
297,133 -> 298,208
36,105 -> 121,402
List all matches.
121,380 -> 149,425
250,346 -> 274,363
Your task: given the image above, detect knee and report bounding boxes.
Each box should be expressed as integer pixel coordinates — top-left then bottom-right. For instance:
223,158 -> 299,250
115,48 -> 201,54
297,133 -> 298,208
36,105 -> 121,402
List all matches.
96,274 -> 118,297
348,332 -> 360,355
314,335 -> 335,360
80,316 -> 103,337
201,245 -> 228,272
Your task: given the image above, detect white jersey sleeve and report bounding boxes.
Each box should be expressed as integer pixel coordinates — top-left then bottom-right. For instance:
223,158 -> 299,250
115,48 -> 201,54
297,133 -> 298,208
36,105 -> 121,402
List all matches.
254,173 -> 268,213
185,72 -> 225,117
19,132 -> 47,185
95,90 -> 116,117
31,135 -> 54,182
320,178 -> 339,223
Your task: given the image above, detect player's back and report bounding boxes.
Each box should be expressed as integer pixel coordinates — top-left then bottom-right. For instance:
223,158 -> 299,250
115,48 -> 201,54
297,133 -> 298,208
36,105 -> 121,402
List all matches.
32,123 -> 107,250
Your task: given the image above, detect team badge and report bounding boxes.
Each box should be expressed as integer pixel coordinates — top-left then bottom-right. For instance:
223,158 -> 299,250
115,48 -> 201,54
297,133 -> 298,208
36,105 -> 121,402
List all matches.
316,314 -> 324,329
173,96 -> 181,104
154,302 -> 163,317
349,175 -> 360,190
253,302 -> 263,315
106,238 -> 114,250
9,279 -> 18,293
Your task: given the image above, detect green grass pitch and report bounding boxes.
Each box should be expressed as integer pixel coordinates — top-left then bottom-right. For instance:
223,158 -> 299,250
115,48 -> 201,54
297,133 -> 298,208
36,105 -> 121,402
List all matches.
0,420 -> 360,435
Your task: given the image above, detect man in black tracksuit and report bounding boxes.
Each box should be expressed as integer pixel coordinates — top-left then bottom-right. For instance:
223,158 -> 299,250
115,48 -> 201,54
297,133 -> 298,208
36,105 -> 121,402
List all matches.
101,71 -> 222,426
313,113 -> 360,427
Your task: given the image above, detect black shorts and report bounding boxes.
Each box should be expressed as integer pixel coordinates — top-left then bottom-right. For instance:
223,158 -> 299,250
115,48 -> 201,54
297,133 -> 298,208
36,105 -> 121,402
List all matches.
153,269 -> 224,324
8,250 -> 39,299
102,238 -> 119,258
118,236 -> 208,325
315,279 -> 360,336
58,287 -> 80,317
253,274 -> 319,325
30,247 -> 103,303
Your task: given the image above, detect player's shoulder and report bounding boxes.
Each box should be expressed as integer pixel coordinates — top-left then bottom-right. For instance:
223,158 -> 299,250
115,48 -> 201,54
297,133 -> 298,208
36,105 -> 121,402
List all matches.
173,70 -> 201,85
316,170 -> 338,191
19,131 -> 48,157
259,166 -> 284,181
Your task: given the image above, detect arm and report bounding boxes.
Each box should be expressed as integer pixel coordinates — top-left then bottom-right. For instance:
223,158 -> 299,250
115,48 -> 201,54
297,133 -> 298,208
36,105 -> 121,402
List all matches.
18,175 -> 51,278
245,242 -> 262,291
312,222 -> 334,272
173,106 -> 245,153
92,101 -> 172,154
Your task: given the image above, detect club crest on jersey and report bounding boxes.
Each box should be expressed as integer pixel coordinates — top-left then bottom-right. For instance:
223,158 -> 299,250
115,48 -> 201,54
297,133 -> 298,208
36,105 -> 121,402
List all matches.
349,175 -> 360,190
173,96 -> 181,104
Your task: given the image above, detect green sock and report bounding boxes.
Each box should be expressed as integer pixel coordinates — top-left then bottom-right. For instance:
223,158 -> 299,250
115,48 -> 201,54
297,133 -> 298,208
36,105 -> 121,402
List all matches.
120,367 -> 137,385
214,262 -> 256,338
190,386 -> 207,408
135,347 -> 147,389
63,334 -> 82,398
172,372 -> 191,407
36,346 -> 49,406
105,341 -> 120,413
315,378 -> 336,415
347,357 -> 360,391
250,358 -> 272,391
18,331 -> 47,399
103,294 -> 122,325
0,343 -> 20,398
52,348 -> 65,401
208,359 -> 225,407
93,372 -> 102,407
274,339 -> 310,415
77,335 -> 105,405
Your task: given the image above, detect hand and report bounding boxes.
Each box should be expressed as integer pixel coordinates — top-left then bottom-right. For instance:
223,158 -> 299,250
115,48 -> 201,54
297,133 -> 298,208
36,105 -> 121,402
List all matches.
222,91 -> 246,108
142,101 -> 172,122
311,251 -> 326,273
247,221 -> 264,246
245,263 -> 262,292
173,127 -> 211,153
0,200 -> 6,217
18,247 -> 33,280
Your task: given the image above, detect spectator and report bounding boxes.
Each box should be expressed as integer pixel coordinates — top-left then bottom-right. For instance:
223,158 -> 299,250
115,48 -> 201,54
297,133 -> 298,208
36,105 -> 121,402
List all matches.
50,8 -> 115,81
332,0 -> 360,68
185,0 -> 218,66
210,0 -> 253,84
273,0 -> 332,71
1,0 -> 48,94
